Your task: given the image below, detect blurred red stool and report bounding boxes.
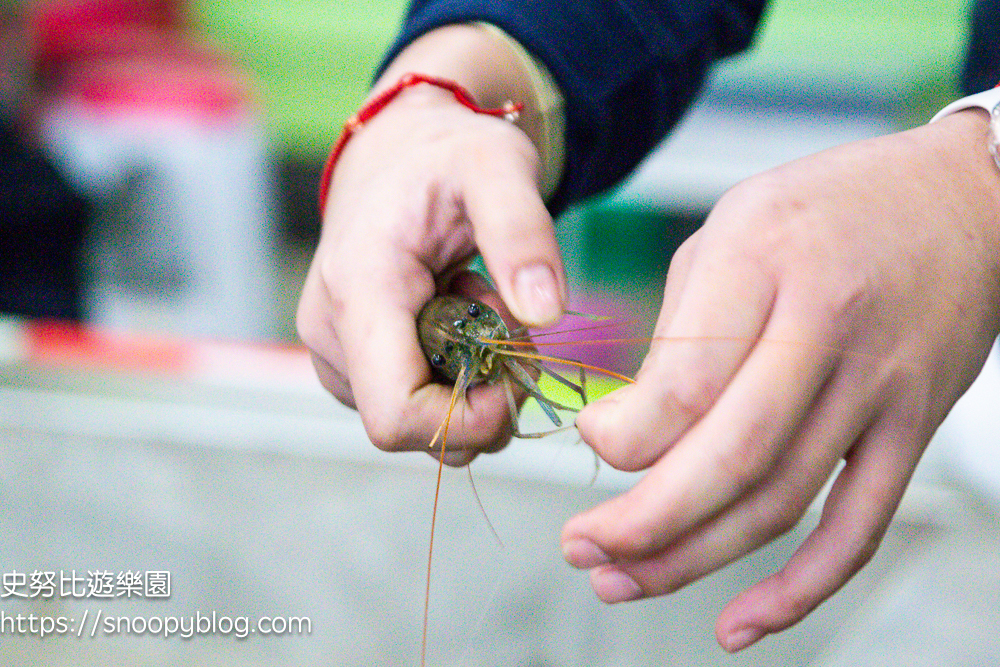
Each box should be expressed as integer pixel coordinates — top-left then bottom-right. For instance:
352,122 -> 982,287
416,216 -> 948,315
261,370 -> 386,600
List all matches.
39,55 -> 278,339
28,0 -> 185,77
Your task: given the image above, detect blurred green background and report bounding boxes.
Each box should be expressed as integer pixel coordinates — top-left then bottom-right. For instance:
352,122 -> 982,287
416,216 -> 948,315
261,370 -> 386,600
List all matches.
189,0 -> 970,161
187,0 -> 974,342
190,0 -> 410,161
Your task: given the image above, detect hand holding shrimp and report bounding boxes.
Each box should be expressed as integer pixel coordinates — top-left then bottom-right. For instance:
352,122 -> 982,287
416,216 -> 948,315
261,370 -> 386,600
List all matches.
297,25 -> 570,466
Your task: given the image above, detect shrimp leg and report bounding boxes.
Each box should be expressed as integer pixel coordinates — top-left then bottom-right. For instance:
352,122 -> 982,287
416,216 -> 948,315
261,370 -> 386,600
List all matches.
500,357 -> 582,422
536,361 -> 588,409
501,373 -> 579,439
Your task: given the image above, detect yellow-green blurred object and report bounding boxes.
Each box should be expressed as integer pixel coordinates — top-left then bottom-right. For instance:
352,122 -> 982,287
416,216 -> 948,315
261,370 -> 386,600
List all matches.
188,0 -> 969,160
539,373 -> 625,408
189,0 -> 409,160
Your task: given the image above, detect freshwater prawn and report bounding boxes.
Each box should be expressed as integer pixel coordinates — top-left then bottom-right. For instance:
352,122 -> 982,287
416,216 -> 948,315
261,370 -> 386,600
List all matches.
414,293 -> 637,666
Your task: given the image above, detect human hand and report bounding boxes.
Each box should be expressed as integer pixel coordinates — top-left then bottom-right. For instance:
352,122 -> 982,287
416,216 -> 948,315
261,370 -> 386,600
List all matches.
561,110 -> 1000,651
297,26 -> 567,465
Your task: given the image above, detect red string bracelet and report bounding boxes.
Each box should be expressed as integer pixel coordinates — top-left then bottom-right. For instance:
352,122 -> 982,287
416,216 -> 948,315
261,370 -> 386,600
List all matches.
317,72 -> 523,211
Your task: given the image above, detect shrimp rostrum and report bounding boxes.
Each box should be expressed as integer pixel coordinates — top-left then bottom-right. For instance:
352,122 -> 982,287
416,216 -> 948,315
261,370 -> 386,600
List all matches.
416,294 -> 589,439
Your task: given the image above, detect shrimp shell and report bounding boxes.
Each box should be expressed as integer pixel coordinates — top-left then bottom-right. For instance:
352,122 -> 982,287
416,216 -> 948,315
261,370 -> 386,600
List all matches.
416,294 -> 590,434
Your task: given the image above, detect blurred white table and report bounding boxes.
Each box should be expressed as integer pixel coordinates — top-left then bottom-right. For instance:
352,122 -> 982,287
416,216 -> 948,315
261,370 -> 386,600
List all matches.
0,321 -> 992,666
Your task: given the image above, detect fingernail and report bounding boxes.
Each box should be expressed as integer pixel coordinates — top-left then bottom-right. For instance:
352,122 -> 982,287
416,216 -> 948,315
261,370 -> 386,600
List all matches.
723,627 -> 764,653
562,539 -> 611,569
513,263 -> 561,326
592,566 -> 643,604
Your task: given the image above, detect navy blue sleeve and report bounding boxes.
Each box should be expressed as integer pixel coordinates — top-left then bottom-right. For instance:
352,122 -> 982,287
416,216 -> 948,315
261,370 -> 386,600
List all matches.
381,0 -> 767,213
962,0 -> 1000,95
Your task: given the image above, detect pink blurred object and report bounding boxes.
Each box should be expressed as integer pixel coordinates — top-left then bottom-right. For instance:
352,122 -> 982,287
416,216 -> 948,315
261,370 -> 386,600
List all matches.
59,56 -> 251,119
38,25 -> 229,78
528,292 -> 642,378
29,0 -> 182,28
27,0 -> 243,118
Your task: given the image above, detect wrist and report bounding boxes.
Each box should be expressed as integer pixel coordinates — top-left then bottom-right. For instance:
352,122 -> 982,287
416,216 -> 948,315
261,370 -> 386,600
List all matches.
931,86 -> 1000,172
376,26 -> 523,104
317,73 -> 522,210
930,110 -> 1000,282
374,24 -> 559,193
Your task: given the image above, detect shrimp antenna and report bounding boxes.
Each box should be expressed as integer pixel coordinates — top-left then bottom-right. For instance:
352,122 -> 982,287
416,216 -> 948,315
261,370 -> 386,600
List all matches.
422,363 -> 469,667
481,343 -> 636,385
506,317 -> 641,342
466,466 -> 504,548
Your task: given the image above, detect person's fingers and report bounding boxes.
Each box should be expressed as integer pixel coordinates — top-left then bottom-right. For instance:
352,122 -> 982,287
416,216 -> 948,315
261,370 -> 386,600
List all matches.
297,266 -> 354,406
424,372 -> 523,465
564,308 -> 845,565
576,242 -> 775,473
565,228 -> 699,472
345,311 -> 515,456
656,230 -> 700,329
300,183 -> 531,460
300,95 -> 572,458
572,346 -> 884,605
308,236 -> 510,455
714,410 -> 923,652
461,132 -> 567,328
307,350 -> 354,408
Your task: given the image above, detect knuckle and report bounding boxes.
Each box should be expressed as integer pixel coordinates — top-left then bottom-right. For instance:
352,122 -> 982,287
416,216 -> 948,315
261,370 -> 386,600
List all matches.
605,515 -> 659,558
362,397 -> 451,454
763,499 -> 807,539
577,409 -> 652,472
599,436 -> 651,473
296,277 -> 348,353
331,390 -> 356,411
768,524 -> 889,630
793,270 -> 871,339
661,372 -> 719,423
671,233 -> 698,266
823,270 -> 869,318
311,367 -> 341,396
458,124 -> 541,182
716,174 -> 791,233
451,402 -> 508,452
295,309 -> 324,352
711,424 -> 776,489
749,466 -> 822,541
715,175 -> 815,263
770,573 -> 821,626
842,519 -> 886,573
361,409 -> 411,452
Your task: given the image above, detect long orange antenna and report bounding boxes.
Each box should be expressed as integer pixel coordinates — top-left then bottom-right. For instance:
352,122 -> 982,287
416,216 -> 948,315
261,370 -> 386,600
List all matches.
506,318 -> 639,342
489,336 -> 653,348
484,344 -> 636,385
422,366 -> 467,667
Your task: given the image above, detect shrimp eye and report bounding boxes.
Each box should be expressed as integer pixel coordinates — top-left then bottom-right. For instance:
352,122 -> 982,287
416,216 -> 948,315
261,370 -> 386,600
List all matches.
453,319 -> 465,330
430,353 -> 446,367
444,342 -> 455,354
467,303 -> 481,318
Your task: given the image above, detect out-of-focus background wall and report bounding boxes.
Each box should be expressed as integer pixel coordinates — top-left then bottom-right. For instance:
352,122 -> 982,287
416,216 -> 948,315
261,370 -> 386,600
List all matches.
2,1 -> 999,665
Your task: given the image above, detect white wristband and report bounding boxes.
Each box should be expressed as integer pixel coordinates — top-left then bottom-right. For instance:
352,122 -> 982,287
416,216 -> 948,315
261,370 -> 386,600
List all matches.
930,86 -> 1000,171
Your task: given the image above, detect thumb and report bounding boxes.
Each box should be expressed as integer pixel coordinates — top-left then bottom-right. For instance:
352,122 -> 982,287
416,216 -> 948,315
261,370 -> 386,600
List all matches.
461,137 -> 566,327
